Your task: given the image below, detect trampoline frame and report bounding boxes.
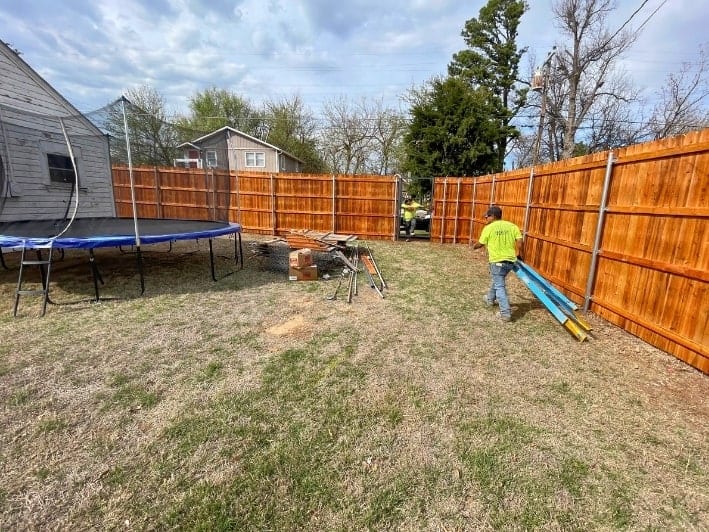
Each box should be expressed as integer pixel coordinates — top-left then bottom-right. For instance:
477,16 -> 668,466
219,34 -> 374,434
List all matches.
0,218 -> 243,310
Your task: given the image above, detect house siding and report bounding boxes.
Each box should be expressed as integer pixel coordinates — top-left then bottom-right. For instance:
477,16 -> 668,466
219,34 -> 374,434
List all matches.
278,154 -> 300,172
197,137 -> 229,170
0,41 -> 115,222
228,134 -> 281,172
181,127 -> 302,173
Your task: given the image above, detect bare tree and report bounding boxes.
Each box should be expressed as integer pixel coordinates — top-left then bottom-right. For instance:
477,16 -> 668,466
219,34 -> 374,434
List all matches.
368,100 -> 407,175
319,97 -> 404,175
320,97 -> 373,174
263,95 -> 326,172
548,0 -> 638,159
582,73 -> 645,152
646,45 -> 709,139
100,85 -> 180,166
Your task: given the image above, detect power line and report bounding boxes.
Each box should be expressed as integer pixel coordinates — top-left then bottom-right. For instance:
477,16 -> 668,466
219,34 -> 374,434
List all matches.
605,0 -> 652,44
635,0 -> 669,33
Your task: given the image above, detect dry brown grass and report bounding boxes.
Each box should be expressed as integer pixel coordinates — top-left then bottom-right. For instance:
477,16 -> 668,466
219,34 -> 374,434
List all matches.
0,234 -> 706,530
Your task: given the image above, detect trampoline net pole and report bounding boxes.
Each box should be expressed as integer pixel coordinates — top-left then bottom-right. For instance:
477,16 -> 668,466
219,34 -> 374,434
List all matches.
121,97 -> 141,247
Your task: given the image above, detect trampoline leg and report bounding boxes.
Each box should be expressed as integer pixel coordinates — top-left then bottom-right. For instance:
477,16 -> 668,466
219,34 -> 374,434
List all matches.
237,233 -> 243,270
209,234 -> 241,281
89,249 -> 103,302
136,246 -> 145,295
0,248 -> 8,270
209,239 -> 217,281
37,250 -> 49,297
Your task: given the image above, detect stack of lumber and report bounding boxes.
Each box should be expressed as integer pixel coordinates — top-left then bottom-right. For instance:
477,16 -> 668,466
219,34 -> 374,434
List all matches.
284,230 -> 357,251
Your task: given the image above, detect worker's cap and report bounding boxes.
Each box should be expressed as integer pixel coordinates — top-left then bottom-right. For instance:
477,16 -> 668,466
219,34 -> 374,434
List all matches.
485,206 -> 502,218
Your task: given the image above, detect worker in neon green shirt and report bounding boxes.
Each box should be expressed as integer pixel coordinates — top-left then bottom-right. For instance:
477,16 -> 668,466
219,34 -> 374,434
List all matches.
401,197 -> 422,242
472,205 -> 523,322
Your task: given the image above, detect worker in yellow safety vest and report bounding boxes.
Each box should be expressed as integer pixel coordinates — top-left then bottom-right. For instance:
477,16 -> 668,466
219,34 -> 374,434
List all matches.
401,197 -> 422,242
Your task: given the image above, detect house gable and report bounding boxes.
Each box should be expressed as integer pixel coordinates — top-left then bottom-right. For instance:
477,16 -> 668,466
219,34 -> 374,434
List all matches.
184,126 -> 304,173
0,40 -> 115,222
0,41 -> 103,136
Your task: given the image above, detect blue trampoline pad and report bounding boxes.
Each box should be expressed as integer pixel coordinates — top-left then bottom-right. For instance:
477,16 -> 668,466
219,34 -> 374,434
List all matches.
0,218 -> 241,249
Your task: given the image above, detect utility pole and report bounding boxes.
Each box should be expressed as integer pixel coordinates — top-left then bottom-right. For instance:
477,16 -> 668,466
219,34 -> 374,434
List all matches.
531,47 -> 556,167
523,47 -> 556,243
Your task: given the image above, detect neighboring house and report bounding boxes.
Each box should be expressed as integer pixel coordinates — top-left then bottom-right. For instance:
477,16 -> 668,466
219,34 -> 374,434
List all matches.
176,126 -> 303,173
0,40 -> 115,222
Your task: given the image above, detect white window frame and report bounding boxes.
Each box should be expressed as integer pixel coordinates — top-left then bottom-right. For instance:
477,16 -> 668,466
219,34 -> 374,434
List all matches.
245,151 -> 266,168
205,149 -> 218,168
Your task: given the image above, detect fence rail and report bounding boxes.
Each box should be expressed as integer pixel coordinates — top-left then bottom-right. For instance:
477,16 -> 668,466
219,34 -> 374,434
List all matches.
429,129 -> 709,374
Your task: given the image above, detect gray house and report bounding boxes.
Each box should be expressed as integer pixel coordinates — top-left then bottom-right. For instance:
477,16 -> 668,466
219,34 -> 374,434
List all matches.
177,126 -> 303,173
0,40 -> 115,222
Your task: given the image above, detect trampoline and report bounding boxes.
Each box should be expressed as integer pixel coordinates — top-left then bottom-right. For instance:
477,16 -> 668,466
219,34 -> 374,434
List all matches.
0,217 -> 243,315
0,218 -> 241,249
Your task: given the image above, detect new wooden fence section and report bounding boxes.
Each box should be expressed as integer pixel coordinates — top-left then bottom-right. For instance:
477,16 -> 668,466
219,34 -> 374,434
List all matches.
430,129 -> 709,374
112,167 -> 399,240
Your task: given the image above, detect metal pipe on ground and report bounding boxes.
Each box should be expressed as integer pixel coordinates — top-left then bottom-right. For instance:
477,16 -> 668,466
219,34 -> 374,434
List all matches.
363,243 -> 386,290
326,268 -> 348,300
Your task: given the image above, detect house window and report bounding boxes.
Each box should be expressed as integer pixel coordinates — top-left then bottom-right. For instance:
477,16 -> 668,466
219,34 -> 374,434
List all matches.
47,153 -> 78,184
245,151 -> 265,167
206,150 -> 217,168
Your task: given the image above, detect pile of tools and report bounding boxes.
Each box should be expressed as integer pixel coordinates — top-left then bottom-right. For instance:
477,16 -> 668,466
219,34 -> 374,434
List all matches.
248,231 -> 387,304
326,242 -> 386,303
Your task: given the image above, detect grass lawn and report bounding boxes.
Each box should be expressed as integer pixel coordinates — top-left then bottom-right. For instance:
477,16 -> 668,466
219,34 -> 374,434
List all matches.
0,234 -> 706,530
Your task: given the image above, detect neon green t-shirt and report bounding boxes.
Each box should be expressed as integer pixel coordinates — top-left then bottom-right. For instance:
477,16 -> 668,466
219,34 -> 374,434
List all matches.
401,201 -> 422,221
478,220 -> 522,263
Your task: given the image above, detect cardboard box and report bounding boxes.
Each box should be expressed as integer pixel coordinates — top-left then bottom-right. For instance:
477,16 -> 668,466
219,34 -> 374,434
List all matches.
289,248 -> 313,268
288,264 -> 318,281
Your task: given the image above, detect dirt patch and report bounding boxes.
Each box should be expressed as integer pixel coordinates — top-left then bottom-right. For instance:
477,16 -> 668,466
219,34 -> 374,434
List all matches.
267,314 -> 310,336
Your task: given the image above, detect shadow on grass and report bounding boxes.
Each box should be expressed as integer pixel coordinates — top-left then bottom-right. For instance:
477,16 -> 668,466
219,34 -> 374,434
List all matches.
0,237 -> 284,312
511,298 -> 546,321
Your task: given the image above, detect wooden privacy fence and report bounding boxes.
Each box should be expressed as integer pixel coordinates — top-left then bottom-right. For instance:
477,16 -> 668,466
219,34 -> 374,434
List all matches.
430,128 -> 708,374
112,167 -> 401,240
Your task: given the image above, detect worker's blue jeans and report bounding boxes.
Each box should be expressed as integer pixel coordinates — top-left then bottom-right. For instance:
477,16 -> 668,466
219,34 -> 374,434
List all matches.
404,218 -> 417,236
487,261 -> 515,318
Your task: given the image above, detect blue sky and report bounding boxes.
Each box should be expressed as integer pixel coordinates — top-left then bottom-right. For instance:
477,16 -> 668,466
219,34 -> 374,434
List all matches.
0,0 -> 706,117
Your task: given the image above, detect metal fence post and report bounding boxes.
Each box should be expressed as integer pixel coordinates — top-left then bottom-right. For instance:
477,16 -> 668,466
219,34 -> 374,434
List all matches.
468,177 -> 477,245
332,174 -> 336,233
453,179 -> 461,244
522,167 -> 535,240
440,178 -> 448,243
584,152 -> 615,312
270,173 -> 276,235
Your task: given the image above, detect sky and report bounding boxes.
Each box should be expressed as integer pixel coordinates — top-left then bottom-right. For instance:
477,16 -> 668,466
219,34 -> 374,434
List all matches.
0,0 -> 707,119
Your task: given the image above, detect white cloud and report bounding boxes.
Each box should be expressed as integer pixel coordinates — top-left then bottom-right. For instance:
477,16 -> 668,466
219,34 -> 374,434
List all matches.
0,0 -> 705,119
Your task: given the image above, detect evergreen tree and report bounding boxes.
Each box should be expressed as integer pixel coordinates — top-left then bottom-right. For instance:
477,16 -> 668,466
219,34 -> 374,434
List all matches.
403,77 -> 501,184
448,0 -> 528,170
